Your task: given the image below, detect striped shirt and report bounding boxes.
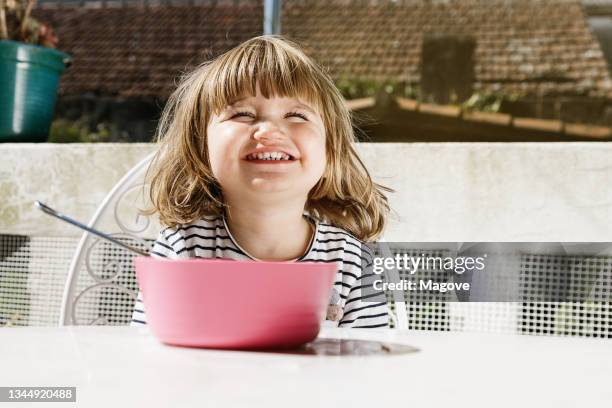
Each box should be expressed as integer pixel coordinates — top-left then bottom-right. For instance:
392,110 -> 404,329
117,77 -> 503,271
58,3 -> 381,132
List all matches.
131,216 -> 389,328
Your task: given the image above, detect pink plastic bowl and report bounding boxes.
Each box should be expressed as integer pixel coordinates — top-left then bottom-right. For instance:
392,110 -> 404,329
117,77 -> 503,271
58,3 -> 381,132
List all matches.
134,257 -> 337,349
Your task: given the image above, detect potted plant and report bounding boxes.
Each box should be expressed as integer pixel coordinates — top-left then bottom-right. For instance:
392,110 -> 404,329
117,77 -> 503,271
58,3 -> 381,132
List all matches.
0,0 -> 71,142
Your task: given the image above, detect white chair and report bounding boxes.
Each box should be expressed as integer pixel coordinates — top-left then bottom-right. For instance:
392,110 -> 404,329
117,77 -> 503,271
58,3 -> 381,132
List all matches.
59,152 -> 159,326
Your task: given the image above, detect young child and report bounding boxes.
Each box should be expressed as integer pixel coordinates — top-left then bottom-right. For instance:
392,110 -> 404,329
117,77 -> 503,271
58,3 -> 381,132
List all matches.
131,35 -> 390,328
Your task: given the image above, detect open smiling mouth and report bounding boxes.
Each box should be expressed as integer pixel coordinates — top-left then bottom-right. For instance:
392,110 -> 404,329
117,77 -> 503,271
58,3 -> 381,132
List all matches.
245,152 -> 297,162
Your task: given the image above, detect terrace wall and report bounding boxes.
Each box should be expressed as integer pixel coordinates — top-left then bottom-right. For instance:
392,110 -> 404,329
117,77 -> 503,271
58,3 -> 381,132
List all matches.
2,142 -> 612,241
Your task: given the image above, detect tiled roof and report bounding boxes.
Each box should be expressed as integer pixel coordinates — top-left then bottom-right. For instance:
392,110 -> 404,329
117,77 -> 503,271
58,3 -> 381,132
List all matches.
34,0 -> 612,99
34,2 -> 263,98
283,0 -> 612,98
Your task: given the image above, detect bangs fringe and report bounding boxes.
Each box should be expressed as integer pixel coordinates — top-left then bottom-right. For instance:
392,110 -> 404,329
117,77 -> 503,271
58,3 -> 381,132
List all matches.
206,38 -> 323,115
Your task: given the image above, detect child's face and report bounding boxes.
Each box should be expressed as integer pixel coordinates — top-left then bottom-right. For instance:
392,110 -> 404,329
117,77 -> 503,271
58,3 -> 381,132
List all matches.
206,87 -> 326,202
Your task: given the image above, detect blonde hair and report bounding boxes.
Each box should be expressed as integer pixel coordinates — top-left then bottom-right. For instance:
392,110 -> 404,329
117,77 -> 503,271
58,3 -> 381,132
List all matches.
143,35 -> 391,241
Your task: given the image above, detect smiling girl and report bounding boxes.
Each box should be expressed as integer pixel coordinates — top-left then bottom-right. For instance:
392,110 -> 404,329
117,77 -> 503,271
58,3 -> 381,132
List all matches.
131,36 -> 391,328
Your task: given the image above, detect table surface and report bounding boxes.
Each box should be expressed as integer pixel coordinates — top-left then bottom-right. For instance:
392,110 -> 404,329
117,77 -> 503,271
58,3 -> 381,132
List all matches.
1,325 -> 611,408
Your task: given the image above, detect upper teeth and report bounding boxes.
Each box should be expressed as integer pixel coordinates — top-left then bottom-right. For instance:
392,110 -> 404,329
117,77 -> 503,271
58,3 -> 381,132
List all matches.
247,152 -> 292,161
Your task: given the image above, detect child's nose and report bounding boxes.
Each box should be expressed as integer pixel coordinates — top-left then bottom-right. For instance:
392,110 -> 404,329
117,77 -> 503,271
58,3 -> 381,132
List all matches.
252,123 -> 285,144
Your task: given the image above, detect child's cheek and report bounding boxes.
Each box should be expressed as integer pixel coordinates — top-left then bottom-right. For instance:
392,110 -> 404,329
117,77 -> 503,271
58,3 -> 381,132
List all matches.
302,138 -> 327,177
207,127 -> 236,179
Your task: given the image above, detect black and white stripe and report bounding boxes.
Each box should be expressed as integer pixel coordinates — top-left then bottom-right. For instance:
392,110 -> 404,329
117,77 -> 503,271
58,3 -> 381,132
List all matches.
131,217 -> 389,328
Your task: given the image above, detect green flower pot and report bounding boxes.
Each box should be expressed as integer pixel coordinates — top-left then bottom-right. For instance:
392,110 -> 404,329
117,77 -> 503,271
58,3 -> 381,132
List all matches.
0,40 -> 71,143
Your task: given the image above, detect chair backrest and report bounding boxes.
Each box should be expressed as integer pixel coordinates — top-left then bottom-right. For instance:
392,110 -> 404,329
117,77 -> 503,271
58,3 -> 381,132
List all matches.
60,152 -> 159,325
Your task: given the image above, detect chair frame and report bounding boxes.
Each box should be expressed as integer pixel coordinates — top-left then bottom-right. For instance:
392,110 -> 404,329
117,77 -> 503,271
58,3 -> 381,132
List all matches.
59,152 -> 156,326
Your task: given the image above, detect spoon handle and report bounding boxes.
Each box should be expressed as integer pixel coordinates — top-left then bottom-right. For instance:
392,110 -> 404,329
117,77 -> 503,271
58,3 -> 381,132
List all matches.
34,201 -> 149,257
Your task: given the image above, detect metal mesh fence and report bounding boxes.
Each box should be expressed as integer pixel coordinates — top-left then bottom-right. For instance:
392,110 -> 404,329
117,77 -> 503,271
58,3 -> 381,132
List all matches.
0,234 -> 150,327
518,254 -> 612,338
2,233 -> 611,338
379,245 -> 612,338
0,235 -> 76,326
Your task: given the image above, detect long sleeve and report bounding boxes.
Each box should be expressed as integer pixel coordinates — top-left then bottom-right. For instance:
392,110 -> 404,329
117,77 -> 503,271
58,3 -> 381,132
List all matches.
337,258 -> 390,328
337,243 -> 390,328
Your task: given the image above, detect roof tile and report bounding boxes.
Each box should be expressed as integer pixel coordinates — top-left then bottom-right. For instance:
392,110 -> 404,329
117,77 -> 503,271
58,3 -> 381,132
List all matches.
35,3 -> 263,98
283,0 -> 611,97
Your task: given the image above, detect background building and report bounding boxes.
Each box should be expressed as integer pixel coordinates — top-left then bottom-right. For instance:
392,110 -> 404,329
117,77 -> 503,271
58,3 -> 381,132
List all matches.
33,0 -> 612,141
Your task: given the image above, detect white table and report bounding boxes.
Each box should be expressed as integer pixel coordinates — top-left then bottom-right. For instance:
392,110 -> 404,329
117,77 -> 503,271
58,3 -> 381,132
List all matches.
1,326 -> 611,407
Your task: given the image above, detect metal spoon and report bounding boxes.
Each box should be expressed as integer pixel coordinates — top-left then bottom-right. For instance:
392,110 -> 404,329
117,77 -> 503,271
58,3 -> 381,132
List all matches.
34,201 -> 149,257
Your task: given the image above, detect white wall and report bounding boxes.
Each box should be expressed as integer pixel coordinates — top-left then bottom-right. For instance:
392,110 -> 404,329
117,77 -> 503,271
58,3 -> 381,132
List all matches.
360,143 -> 612,241
1,144 -> 156,237
2,143 -> 612,241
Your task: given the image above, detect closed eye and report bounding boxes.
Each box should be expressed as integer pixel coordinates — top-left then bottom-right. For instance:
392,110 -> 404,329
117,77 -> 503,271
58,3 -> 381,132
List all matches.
286,111 -> 308,120
231,111 -> 255,119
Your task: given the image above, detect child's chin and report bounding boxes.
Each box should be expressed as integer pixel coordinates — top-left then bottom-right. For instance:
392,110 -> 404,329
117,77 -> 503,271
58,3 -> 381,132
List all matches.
248,178 -> 296,193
